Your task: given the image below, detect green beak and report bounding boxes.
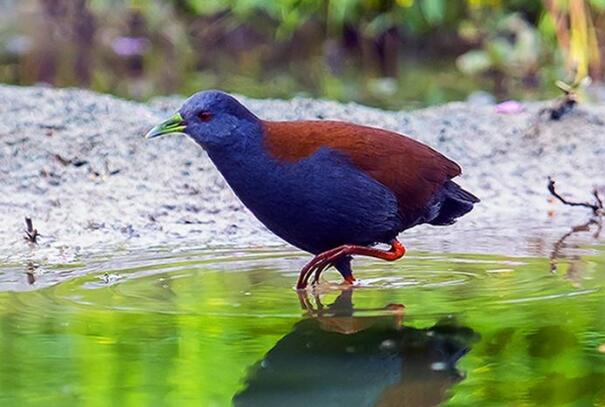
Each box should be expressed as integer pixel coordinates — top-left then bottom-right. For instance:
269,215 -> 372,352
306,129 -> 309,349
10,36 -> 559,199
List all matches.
145,113 -> 187,139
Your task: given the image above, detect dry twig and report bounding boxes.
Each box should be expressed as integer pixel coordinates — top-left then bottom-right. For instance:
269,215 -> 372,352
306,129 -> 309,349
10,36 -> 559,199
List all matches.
539,78 -> 589,121
547,177 -> 604,217
24,217 -> 39,243
547,176 -> 603,275
549,218 -> 601,274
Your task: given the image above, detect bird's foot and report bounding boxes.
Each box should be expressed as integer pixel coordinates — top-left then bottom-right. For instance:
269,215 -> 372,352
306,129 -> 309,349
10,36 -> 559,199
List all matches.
298,248 -> 360,288
296,246 -> 343,289
296,240 -> 406,290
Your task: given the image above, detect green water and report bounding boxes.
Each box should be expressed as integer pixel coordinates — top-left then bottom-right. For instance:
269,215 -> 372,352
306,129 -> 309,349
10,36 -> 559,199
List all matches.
1,243 -> 605,406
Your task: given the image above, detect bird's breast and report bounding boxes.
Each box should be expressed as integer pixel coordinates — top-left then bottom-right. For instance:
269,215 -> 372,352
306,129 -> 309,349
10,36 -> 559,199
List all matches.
206,142 -> 403,252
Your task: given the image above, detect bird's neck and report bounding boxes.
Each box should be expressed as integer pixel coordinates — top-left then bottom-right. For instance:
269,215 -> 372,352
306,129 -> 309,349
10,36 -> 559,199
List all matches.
203,121 -> 278,189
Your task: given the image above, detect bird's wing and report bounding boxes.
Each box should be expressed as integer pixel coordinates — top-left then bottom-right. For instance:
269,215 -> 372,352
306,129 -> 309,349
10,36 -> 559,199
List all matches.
263,120 -> 461,215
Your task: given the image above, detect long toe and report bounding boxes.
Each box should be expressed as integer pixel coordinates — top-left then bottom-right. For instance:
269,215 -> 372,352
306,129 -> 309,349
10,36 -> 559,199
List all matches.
344,275 -> 356,285
312,261 -> 334,285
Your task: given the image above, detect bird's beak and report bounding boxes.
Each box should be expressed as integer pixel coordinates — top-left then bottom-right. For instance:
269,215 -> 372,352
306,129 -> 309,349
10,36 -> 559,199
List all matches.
145,113 -> 187,139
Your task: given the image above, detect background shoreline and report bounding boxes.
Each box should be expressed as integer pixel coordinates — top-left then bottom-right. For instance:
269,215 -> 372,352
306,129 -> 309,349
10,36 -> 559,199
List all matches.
1,84 -> 603,287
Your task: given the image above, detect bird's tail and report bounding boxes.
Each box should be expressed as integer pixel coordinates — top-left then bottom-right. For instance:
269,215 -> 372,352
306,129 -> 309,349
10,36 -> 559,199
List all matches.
428,181 -> 479,226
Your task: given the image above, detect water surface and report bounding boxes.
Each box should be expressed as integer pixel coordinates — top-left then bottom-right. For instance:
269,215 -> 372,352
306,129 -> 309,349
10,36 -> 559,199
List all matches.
0,237 -> 604,406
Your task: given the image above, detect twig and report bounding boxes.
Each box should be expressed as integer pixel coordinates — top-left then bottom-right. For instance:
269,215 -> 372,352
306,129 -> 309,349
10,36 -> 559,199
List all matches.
539,78 -> 590,121
539,84 -> 576,121
549,218 -> 601,273
26,261 -> 36,285
24,217 -> 39,244
546,96 -> 576,120
547,177 -> 604,216
548,176 -> 603,274
594,189 -> 604,210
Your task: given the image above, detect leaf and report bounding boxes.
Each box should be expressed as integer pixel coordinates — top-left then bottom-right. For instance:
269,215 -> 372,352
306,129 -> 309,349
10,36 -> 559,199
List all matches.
420,0 -> 445,25
365,14 -> 396,38
589,0 -> 605,11
456,50 -> 492,75
186,0 -> 227,15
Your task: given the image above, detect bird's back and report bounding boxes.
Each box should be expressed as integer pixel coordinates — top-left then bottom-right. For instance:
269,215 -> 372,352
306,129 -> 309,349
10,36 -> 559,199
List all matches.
263,120 -> 474,227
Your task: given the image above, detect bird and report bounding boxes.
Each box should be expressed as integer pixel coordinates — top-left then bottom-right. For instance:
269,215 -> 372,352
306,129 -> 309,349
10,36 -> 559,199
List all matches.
145,90 -> 479,289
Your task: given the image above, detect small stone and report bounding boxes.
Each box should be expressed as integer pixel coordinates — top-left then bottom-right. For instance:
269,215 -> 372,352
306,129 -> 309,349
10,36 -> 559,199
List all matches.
379,339 -> 396,350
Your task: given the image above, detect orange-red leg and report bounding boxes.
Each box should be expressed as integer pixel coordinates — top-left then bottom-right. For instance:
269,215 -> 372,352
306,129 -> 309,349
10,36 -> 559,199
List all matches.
296,239 -> 406,289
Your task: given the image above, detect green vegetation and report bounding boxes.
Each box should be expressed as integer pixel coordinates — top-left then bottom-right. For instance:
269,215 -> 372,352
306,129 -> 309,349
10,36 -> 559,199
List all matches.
1,0 -> 604,108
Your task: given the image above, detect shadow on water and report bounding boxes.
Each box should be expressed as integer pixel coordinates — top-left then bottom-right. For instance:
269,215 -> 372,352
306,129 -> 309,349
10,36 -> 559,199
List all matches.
234,289 -> 478,407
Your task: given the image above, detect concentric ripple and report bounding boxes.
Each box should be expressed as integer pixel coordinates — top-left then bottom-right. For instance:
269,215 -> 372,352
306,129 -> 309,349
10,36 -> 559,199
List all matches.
10,244 -> 596,320
0,242 -> 604,407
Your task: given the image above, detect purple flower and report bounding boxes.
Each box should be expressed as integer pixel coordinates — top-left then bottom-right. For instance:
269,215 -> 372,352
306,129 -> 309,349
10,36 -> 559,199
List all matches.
111,36 -> 150,57
5,35 -> 33,55
495,100 -> 524,114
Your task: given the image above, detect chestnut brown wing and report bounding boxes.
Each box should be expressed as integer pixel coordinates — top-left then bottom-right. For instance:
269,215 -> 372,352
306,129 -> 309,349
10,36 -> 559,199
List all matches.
263,120 -> 461,215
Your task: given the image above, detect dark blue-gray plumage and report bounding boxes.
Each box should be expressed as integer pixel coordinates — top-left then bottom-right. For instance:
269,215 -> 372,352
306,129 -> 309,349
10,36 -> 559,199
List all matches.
146,91 -> 479,288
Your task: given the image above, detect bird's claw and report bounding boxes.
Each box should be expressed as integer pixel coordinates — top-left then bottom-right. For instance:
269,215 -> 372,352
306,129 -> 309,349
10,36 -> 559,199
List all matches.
297,247 -> 349,289
296,240 -> 405,289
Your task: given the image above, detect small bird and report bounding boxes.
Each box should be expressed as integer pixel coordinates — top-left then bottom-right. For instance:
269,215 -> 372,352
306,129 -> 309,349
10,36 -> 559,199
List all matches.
146,91 -> 479,289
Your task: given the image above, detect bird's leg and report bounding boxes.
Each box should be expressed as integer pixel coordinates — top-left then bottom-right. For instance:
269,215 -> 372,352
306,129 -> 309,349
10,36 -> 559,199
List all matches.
313,256 -> 353,285
311,260 -> 334,285
296,240 -> 406,289
343,275 -> 356,284
296,246 -> 344,289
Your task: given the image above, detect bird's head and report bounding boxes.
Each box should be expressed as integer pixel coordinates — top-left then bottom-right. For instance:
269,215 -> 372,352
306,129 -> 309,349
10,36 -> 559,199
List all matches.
145,90 -> 258,149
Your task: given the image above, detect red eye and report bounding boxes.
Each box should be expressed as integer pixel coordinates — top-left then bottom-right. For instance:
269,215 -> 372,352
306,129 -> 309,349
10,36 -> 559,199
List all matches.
197,111 -> 213,122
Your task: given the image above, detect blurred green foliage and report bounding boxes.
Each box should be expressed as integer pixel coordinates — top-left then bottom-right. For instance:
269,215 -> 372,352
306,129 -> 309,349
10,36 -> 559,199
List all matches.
0,0 -> 603,108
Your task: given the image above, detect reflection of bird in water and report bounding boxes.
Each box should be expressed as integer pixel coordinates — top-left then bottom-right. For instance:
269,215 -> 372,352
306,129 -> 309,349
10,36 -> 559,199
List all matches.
297,288 -> 405,335
233,290 -> 478,407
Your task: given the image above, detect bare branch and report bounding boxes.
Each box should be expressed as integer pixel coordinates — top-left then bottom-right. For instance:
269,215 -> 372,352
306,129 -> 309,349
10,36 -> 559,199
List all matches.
24,217 -> 39,244
593,189 -> 604,210
547,177 -> 603,216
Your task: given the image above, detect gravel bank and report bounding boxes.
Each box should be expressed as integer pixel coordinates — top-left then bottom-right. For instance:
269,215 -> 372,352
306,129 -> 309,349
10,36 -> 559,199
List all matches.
1,84 -> 604,267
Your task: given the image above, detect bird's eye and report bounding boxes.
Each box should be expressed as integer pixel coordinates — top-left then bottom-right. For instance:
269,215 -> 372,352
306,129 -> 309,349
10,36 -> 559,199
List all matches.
197,111 -> 213,122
